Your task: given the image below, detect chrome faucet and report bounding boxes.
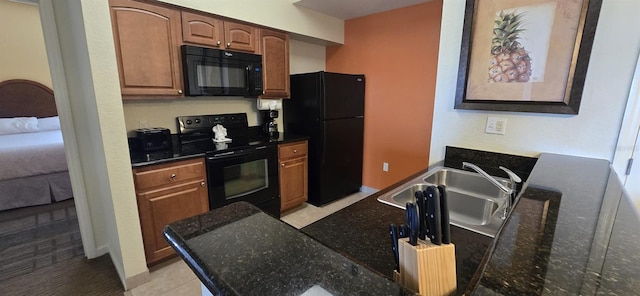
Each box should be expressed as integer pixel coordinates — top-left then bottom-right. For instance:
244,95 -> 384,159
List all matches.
462,162 -> 521,220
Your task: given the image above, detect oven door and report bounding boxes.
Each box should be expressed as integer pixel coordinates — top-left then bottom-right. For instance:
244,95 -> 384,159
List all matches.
206,145 -> 279,213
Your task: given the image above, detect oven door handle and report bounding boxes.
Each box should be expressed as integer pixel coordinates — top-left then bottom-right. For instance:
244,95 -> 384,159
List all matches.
209,151 -> 236,159
207,145 -> 269,160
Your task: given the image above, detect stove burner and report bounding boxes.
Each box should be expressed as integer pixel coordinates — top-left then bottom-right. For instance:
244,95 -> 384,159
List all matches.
176,113 -> 273,155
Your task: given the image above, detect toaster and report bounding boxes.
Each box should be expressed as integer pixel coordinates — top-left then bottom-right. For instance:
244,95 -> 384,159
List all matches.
130,127 -> 173,161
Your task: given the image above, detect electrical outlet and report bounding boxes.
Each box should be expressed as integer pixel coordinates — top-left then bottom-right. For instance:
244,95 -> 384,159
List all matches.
138,120 -> 148,129
485,117 -> 507,135
383,162 -> 389,172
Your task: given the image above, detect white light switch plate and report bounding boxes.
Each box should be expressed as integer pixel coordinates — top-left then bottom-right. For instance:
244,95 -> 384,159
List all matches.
485,117 -> 507,135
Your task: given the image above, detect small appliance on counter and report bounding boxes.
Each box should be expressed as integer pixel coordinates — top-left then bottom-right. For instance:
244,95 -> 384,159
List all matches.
261,110 -> 279,138
129,127 -> 173,162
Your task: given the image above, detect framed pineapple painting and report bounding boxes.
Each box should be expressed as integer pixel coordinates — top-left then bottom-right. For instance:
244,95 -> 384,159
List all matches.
454,0 -> 603,114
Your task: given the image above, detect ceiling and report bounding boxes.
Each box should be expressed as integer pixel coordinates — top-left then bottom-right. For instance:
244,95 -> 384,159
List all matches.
293,0 -> 429,20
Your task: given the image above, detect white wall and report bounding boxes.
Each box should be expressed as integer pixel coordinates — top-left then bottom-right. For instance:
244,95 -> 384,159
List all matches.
45,0 -> 147,289
160,0 -> 343,44
290,38 -> 326,74
430,0 -> 640,165
0,1 -> 51,86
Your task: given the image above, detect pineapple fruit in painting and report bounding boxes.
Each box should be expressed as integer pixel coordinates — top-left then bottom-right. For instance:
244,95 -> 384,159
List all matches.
488,10 -> 532,83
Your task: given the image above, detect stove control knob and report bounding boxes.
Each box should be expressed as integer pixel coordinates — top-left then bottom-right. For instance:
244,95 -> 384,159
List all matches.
195,118 -> 201,124
186,120 -> 192,125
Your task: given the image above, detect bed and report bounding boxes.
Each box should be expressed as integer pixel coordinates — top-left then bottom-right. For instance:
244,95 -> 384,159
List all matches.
0,79 -> 73,211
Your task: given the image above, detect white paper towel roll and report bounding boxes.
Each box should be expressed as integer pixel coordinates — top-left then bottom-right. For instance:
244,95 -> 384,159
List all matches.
257,98 -> 282,110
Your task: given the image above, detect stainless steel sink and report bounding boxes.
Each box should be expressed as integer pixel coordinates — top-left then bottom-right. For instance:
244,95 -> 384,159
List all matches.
377,167 -> 512,237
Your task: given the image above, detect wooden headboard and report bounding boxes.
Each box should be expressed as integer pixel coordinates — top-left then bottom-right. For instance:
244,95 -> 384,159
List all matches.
0,79 -> 57,118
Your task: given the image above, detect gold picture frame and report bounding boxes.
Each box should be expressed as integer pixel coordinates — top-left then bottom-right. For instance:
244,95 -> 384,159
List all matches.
454,0 -> 603,114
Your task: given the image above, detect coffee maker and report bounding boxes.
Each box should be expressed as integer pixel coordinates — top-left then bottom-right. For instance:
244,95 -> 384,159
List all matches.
261,110 -> 279,138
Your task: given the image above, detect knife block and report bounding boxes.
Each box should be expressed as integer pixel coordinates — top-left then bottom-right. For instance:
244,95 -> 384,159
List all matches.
395,238 -> 456,296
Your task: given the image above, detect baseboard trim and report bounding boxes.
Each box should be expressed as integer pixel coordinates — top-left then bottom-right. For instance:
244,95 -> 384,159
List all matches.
360,186 -> 379,194
94,244 -> 109,258
125,269 -> 151,291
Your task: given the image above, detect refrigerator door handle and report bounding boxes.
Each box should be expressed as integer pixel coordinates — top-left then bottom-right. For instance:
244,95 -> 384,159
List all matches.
322,128 -> 327,165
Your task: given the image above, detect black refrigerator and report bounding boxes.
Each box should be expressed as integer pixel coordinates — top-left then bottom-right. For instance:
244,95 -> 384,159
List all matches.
283,71 -> 365,206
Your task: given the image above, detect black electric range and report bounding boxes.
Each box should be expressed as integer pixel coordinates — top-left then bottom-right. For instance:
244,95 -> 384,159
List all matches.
176,113 -> 277,155
176,113 -> 281,217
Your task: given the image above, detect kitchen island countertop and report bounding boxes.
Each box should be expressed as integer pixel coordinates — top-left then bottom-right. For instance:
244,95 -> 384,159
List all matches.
163,202 -> 413,295
303,153 -> 640,295
163,152 -> 639,295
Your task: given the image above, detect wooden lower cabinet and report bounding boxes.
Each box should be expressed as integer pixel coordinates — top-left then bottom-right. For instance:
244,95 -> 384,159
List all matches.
278,141 -> 308,212
133,158 -> 209,264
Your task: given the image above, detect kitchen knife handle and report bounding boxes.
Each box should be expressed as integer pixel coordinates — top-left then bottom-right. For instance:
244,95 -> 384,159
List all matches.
415,191 -> 426,240
389,224 -> 400,271
406,202 -> 418,246
425,186 -> 442,245
438,185 -> 451,244
398,224 -> 409,238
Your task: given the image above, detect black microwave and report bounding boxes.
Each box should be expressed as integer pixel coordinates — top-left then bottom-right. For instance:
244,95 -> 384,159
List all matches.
181,45 -> 263,97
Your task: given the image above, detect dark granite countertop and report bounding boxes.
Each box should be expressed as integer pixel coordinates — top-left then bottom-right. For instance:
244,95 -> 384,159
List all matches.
162,149 -> 639,295
301,191 -> 493,295
130,132 -> 308,168
303,152 -> 639,295
470,153 -> 640,295
163,202 -> 413,296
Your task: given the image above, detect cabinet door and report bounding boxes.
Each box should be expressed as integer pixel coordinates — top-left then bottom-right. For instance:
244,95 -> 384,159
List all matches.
279,157 -> 308,212
181,11 -> 224,48
260,29 -> 290,98
137,179 -> 209,264
109,0 -> 183,96
223,21 -> 258,53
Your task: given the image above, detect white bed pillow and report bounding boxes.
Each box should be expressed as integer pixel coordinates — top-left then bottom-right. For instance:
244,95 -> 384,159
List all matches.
38,116 -> 61,131
0,117 -> 39,135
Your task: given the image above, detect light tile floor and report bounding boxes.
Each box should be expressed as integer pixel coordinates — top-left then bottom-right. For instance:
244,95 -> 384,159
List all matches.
124,191 -> 373,296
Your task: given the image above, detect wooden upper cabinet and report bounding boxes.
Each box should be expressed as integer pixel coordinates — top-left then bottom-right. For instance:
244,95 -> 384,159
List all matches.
223,21 -> 258,53
109,0 -> 183,97
181,12 -> 257,53
181,11 -> 224,48
260,29 -> 290,99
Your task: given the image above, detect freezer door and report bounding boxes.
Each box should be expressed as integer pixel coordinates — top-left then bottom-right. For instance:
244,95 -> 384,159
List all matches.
314,117 -> 364,204
321,73 -> 365,120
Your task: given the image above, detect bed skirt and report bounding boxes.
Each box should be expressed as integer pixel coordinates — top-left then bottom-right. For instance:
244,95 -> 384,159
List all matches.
0,171 -> 73,211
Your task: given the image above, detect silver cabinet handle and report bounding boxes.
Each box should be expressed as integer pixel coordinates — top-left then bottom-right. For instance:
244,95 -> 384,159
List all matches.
170,174 -> 176,179
177,89 -> 183,94
216,40 -> 221,46
293,149 -> 298,153
227,42 -> 231,47
200,181 -> 205,187
281,163 -> 285,167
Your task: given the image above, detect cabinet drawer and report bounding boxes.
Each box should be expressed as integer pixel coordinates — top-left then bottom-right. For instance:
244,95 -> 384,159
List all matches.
278,141 -> 307,160
133,158 -> 205,191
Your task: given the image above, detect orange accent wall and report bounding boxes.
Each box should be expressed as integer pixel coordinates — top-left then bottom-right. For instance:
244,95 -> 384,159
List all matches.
326,1 -> 443,190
